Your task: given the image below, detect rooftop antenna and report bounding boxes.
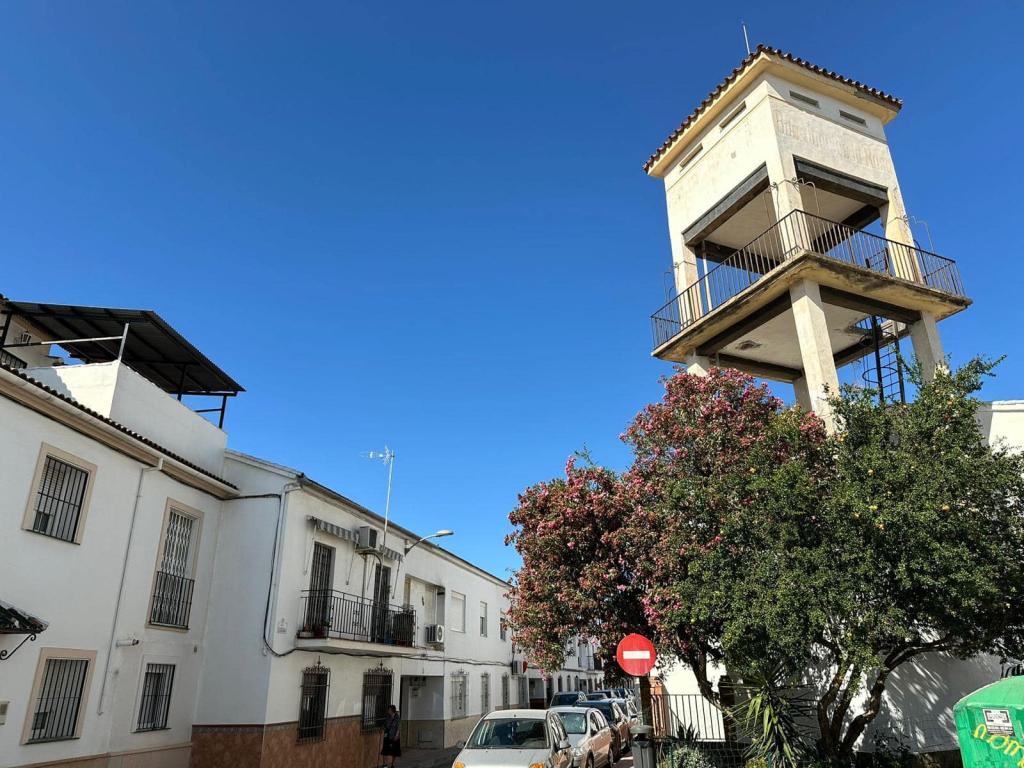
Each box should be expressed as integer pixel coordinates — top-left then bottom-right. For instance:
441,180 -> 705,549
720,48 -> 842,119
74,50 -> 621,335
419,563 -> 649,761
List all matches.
365,447 -> 395,554
741,21 -> 751,56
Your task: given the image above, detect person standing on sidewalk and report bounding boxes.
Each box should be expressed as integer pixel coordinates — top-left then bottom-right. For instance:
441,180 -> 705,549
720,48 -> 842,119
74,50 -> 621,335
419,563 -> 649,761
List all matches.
381,705 -> 402,768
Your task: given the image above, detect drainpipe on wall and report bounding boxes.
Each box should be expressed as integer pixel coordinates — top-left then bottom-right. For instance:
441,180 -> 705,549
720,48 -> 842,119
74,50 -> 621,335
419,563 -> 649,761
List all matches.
97,457 -> 164,715
262,481 -> 300,656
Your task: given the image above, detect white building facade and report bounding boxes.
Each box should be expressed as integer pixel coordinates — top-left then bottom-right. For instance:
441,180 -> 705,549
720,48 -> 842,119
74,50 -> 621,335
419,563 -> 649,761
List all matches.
0,297 -> 601,768
0,323 -> 237,768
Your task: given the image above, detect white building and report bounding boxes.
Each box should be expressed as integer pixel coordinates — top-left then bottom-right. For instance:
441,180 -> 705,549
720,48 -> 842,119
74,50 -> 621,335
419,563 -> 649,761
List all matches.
191,449 -> 599,767
0,301 -> 240,768
641,45 -> 1024,759
0,297 -> 601,768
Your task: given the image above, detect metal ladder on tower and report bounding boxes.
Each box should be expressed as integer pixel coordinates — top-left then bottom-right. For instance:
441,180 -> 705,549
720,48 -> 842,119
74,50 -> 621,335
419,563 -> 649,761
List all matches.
859,316 -> 906,404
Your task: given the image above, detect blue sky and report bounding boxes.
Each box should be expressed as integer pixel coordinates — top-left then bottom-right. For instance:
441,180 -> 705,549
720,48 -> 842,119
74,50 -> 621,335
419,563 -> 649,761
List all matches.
1,1 -> 1021,578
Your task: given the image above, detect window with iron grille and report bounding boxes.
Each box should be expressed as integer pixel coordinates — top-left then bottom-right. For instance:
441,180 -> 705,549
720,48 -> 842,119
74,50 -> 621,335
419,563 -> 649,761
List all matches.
501,674 -> 510,709
361,665 -> 392,731
31,455 -> 89,543
298,662 -> 330,742
150,508 -> 198,629
137,663 -> 175,731
28,657 -> 90,743
517,676 -> 529,706
499,615 -> 507,642
450,672 -> 467,719
480,673 -> 490,713
479,601 -> 488,637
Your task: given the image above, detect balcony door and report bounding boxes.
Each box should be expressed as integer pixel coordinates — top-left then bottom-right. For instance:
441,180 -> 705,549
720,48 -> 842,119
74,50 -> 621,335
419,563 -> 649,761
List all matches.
305,543 -> 334,633
371,564 -> 390,643
151,507 -> 199,628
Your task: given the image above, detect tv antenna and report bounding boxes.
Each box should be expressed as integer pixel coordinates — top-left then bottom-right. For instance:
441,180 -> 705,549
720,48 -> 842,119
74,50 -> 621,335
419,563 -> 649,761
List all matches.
364,447 -> 395,553
741,21 -> 751,56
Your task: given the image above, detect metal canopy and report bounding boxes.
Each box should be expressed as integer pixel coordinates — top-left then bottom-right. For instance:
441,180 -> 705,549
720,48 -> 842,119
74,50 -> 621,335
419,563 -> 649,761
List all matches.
4,301 -> 243,397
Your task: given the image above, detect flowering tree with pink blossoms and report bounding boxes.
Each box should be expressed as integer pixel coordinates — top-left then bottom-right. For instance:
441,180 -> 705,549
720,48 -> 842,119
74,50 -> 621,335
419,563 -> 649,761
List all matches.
506,363 -> 1024,764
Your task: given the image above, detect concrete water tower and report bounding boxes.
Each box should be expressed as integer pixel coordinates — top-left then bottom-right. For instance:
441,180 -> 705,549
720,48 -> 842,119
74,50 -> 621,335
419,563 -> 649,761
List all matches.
644,46 -> 969,429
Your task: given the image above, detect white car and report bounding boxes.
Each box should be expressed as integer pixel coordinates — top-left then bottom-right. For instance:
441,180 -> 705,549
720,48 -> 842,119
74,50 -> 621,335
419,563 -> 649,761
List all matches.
551,706 -> 615,768
453,709 -> 574,768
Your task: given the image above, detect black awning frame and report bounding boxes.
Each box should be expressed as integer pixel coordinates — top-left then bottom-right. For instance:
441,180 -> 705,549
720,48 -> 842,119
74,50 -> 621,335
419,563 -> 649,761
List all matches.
0,301 -> 244,397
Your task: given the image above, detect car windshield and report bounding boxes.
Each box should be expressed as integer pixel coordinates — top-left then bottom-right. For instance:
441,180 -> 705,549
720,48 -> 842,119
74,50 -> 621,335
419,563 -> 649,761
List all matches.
551,693 -> 580,705
467,717 -> 548,749
587,692 -> 608,700
557,712 -> 587,735
584,703 -> 616,721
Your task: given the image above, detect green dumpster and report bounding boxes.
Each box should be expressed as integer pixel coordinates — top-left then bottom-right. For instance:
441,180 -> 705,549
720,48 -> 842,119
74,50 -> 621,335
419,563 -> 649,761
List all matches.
955,677 -> 1024,768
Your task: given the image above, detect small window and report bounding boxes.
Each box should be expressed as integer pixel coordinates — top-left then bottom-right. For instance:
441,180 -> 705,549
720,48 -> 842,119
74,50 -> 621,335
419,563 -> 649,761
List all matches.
499,615 -> 508,642
451,673 -> 467,718
718,101 -> 747,130
299,662 -> 330,742
481,673 -> 490,713
677,142 -> 703,173
25,653 -> 93,743
789,90 -> 820,108
479,601 -> 488,637
450,592 -> 466,633
137,663 -> 175,731
361,665 -> 392,731
839,109 -> 867,126
27,452 -> 92,543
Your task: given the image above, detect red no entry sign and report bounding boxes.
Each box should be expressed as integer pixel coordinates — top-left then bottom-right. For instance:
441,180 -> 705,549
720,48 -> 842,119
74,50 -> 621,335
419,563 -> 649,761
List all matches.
616,633 -> 657,676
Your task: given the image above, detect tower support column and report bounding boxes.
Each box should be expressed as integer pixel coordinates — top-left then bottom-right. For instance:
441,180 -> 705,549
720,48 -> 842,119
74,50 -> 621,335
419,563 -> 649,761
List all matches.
793,377 -> 812,412
789,279 -> 840,430
909,311 -> 946,382
684,354 -> 711,377
673,243 -> 704,325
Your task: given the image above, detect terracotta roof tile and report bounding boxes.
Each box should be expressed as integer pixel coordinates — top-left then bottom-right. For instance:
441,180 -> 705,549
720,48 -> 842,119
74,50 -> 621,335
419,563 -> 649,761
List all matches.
642,45 -> 903,173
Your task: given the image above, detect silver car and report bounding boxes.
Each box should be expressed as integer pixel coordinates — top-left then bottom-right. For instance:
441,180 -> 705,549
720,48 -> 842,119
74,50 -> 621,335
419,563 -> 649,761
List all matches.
551,706 -> 615,768
453,709 -> 573,768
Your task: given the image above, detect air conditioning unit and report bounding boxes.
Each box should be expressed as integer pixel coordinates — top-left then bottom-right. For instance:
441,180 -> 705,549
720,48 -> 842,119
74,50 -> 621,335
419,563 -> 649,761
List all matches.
356,525 -> 379,552
425,624 -> 445,645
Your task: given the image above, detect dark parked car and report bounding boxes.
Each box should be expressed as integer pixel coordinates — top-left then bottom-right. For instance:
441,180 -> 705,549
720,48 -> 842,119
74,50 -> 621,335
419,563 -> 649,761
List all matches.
550,691 -> 588,707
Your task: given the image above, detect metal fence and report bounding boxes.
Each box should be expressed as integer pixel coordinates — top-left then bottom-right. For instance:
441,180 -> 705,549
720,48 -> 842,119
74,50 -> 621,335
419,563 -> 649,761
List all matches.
651,209 -> 965,349
299,589 -> 416,647
651,693 -> 729,742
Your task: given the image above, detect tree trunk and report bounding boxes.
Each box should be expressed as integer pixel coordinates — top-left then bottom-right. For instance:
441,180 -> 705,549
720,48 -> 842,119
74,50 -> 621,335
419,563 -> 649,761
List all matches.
839,667 -> 891,755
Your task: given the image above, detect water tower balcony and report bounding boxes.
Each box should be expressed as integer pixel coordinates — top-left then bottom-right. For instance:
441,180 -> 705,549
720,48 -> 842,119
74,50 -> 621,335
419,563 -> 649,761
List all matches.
650,210 -> 970,380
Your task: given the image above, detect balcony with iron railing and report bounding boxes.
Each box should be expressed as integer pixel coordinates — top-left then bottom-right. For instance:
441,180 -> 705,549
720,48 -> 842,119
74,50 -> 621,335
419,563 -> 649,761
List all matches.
149,571 -> 195,629
651,209 -> 967,352
298,589 -> 416,648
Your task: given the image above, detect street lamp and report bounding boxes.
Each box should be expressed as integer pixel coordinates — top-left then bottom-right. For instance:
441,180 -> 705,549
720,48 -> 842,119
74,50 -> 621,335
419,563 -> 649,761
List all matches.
405,529 -> 454,555
392,530 -> 454,600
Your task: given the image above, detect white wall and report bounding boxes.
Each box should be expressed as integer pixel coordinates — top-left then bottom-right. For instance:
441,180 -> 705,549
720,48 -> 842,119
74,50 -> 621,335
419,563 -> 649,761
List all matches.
24,362 -> 227,475
0,391 -> 222,767
978,401 -> 1024,453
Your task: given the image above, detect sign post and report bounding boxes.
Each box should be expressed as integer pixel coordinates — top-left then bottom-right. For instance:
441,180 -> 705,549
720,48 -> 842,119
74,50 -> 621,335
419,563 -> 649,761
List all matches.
617,634 -> 657,727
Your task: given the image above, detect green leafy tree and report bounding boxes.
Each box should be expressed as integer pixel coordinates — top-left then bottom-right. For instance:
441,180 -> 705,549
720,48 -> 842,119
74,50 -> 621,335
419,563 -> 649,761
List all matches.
506,362 -> 1024,763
